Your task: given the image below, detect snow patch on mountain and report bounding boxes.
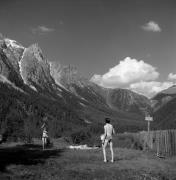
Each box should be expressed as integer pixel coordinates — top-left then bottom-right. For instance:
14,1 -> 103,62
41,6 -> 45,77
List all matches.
30,85 -> 38,92
18,48 -> 27,84
55,80 -> 69,91
56,86 -> 63,92
81,97 -> 88,102
0,74 -> 25,93
5,38 -> 24,49
80,102 -> 86,107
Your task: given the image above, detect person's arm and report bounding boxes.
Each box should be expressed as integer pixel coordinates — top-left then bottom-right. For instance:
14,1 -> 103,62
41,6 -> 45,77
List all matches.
104,126 -> 106,135
112,127 -> 115,135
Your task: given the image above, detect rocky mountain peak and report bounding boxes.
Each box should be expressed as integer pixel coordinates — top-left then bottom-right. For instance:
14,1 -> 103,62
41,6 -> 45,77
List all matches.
18,43 -> 56,91
106,88 -> 151,114
0,37 -> 24,86
27,44 -> 46,63
4,38 -> 24,50
50,63 -> 88,88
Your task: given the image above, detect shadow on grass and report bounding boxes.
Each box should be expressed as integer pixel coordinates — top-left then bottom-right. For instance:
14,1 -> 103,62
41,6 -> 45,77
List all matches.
0,144 -> 64,172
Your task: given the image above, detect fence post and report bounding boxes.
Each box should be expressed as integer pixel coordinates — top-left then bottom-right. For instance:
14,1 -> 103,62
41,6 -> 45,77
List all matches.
156,130 -> 160,156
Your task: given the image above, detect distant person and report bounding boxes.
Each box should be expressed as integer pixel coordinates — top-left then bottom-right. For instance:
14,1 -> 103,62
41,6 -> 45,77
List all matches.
101,118 -> 115,163
42,127 -> 48,150
41,116 -> 49,150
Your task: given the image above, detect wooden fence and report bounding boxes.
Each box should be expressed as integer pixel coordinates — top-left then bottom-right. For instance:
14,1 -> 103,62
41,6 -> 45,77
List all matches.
138,129 -> 176,156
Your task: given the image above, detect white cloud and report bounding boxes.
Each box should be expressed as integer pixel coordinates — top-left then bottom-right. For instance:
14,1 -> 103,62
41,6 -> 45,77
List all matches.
168,73 -> 176,80
142,21 -> 161,32
31,25 -> 55,34
90,57 -> 175,97
129,81 -> 173,98
91,57 -> 159,88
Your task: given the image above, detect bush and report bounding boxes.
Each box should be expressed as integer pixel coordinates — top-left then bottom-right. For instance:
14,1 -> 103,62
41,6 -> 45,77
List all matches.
2,109 -> 24,140
71,129 -> 91,144
113,133 -> 143,150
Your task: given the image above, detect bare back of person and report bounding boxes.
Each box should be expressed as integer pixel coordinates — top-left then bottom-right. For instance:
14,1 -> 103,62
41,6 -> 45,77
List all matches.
102,118 -> 115,163
104,123 -> 114,142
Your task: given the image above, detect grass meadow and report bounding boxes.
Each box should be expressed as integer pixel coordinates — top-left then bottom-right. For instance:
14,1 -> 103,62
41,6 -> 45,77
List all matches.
0,136 -> 176,180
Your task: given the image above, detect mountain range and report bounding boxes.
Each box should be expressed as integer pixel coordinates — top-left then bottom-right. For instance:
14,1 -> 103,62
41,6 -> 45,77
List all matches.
151,85 -> 176,129
0,35 -> 174,142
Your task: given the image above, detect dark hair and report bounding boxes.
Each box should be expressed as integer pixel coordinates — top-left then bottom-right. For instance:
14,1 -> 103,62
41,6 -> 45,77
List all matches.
105,118 -> 110,124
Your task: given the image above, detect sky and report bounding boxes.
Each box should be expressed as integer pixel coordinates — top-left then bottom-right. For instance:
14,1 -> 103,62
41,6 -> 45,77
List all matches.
0,0 -> 176,97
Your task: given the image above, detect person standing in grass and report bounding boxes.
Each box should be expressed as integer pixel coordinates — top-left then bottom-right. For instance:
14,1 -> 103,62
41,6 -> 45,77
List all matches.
42,128 -> 48,150
41,116 -> 49,150
102,118 -> 115,163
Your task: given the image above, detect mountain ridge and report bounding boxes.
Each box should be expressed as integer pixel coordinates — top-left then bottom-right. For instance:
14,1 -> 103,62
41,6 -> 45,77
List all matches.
152,85 -> 176,129
0,36 -> 153,141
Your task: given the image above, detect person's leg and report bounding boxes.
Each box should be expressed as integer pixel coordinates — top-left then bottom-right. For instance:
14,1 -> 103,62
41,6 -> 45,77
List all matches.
109,141 -> 114,162
102,140 -> 108,162
44,138 -> 47,149
42,137 -> 45,150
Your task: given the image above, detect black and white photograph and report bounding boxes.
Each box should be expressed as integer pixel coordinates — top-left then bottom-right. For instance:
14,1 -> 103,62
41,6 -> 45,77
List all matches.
0,0 -> 176,179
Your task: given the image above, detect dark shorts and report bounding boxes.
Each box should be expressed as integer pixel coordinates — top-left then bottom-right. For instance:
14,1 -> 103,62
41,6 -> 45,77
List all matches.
104,136 -> 112,143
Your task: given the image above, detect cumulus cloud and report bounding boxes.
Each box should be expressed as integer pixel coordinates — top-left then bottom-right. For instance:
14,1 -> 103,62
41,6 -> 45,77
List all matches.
91,57 -> 159,88
129,81 -> 173,98
168,73 -> 176,80
142,21 -> 161,32
31,25 -> 55,34
90,57 -> 175,97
